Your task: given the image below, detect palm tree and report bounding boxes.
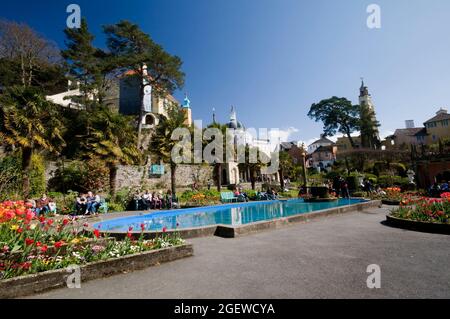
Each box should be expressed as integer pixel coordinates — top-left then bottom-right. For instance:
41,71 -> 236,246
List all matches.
0,86 -> 65,197
205,122 -> 234,192
238,145 -> 267,190
277,151 -> 293,190
149,103 -> 189,196
84,106 -> 140,197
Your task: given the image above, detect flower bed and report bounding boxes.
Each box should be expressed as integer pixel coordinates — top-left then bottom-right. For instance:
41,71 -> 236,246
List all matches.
0,243 -> 193,298
389,193 -> 450,225
0,200 -> 186,280
179,190 -> 220,207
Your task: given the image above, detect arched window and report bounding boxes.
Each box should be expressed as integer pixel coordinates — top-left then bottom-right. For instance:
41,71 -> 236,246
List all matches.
145,114 -> 155,125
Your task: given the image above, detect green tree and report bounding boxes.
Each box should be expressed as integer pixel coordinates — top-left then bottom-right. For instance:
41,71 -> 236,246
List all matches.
29,153 -> 46,197
0,87 -> 65,197
83,106 -> 141,197
149,103 -> 189,196
308,97 -> 360,148
238,145 -> 267,190
360,105 -> 381,149
62,18 -> 113,106
277,151 -> 293,190
205,122 -> 234,192
103,20 -> 185,147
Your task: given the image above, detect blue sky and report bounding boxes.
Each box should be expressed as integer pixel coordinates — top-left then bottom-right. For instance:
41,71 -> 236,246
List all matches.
2,0 -> 450,144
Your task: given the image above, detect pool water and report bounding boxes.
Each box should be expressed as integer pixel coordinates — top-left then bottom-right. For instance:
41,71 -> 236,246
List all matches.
95,198 -> 366,232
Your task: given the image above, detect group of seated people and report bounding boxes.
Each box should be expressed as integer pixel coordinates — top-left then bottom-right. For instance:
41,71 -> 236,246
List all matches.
26,194 -> 57,216
256,188 -> 279,201
133,190 -> 179,210
232,187 -> 249,202
75,191 -> 103,215
429,180 -> 450,198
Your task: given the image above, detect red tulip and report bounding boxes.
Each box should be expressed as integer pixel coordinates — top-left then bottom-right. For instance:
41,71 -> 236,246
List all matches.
162,227 -> 167,233
25,238 -> 34,246
20,262 -> 32,270
54,241 -> 64,249
40,245 -> 48,253
25,210 -> 35,220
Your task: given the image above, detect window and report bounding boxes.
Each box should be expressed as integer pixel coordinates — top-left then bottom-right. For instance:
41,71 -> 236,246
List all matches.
442,119 -> 449,127
145,114 -> 155,125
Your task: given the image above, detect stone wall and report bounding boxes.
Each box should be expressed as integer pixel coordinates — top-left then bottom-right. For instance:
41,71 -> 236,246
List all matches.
44,161 -> 213,192
115,164 -> 214,191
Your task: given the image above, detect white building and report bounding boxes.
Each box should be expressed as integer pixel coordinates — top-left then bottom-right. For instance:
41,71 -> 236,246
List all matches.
307,135 -> 334,154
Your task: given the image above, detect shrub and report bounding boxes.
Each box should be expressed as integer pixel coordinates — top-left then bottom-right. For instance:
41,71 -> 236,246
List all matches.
29,154 -> 46,197
47,191 -> 79,215
279,190 -> 298,198
352,191 -> 368,198
364,173 -> 378,184
378,175 -> 406,187
108,201 -> 126,213
325,171 -> 341,181
0,154 -> 22,201
243,189 -> 257,199
346,175 -> 360,191
48,160 -> 108,194
111,187 -> 135,211
0,152 -> 46,199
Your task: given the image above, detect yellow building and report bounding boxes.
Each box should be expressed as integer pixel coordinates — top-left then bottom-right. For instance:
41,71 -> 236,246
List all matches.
336,136 -> 361,152
424,108 -> 450,144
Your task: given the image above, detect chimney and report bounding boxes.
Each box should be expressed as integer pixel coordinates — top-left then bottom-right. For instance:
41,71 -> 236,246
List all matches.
405,120 -> 415,129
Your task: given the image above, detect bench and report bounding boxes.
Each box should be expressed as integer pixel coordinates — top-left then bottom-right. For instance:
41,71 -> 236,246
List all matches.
221,192 -> 238,203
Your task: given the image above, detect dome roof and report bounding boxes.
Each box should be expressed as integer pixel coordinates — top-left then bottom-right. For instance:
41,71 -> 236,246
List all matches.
227,120 -> 245,130
227,106 -> 244,129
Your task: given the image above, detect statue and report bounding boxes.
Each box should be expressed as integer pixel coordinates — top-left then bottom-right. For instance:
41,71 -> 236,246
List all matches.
407,169 -> 415,184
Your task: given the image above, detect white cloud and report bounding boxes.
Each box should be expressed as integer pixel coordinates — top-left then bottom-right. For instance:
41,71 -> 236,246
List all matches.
270,127 -> 299,143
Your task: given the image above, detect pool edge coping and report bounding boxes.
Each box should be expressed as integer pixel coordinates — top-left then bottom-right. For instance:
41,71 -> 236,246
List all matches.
93,200 -> 381,239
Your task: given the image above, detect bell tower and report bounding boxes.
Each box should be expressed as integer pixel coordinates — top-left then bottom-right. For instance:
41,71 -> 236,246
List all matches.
359,79 -> 381,148
181,94 -> 192,127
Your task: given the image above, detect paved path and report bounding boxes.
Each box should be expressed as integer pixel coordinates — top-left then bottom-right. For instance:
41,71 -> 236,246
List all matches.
29,207 -> 450,299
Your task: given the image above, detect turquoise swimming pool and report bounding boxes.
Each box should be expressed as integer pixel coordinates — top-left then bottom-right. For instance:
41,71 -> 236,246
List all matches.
94,198 -> 366,232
